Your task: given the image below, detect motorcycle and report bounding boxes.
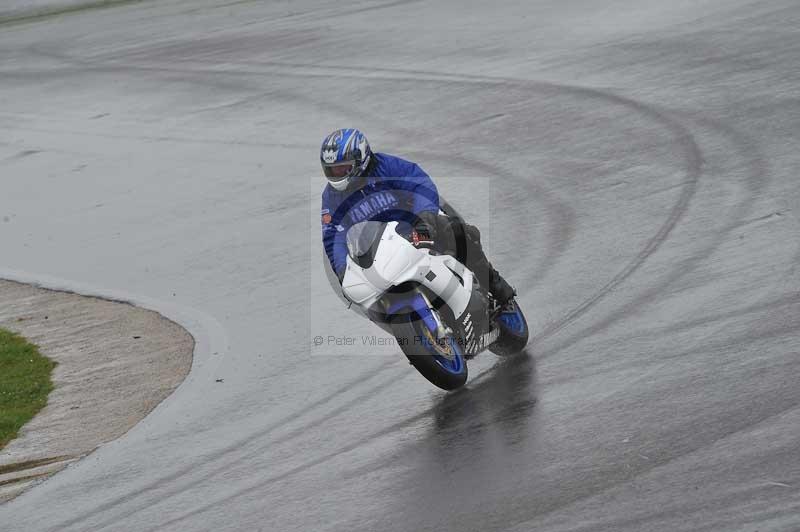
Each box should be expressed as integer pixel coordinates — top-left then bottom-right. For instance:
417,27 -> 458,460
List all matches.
337,200 -> 529,390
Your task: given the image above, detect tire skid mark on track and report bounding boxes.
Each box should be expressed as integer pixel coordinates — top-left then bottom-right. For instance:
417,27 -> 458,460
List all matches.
0,0 -> 422,30
598,484 -> 800,532
427,321 -> 800,532
789,247 -> 800,278
141,411 -> 434,532
80,365 -> 408,532
200,0 -> 426,21
404,83 -> 703,347
348,351 -> 539,480
524,397 -> 800,530
546,294 -> 800,385
418,110 -> 788,524
50,359 -> 397,532
0,0 -> 150,27
406,149 -> 576,290
85,355 -> 518,532
537,113 -> 769,358
133,355 -> 532,532
478,120 -> 779,531
0,121 -> 310,150
530,107 -> 702,344
658,291 -> 800,336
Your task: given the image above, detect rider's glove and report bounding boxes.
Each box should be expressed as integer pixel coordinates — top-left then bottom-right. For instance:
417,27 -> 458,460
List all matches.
412,212 -> 438,248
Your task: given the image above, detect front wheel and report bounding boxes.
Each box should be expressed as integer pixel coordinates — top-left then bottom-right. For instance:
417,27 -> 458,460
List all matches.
391,313 -> 468,391
489,299 -> 530,356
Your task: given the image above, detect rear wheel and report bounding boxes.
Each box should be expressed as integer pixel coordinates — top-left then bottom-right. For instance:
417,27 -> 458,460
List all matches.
391,312 -> 468,391
489,299 -> 529,356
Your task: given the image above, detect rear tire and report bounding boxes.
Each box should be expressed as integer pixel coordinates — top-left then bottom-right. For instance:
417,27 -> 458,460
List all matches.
489,299 -> 529,356
391,315 -> 468,391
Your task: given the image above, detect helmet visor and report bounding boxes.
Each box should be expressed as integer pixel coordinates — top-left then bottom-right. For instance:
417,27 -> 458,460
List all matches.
323,161 -> 356,181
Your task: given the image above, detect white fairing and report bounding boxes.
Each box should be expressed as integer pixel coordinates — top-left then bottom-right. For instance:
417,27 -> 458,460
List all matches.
341,222 -> 474,318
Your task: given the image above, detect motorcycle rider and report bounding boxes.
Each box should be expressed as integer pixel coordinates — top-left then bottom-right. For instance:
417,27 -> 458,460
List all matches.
320,128 -> 515,307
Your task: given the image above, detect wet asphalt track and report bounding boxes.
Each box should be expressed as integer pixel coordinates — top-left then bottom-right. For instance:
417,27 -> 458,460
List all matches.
1,1 -> 800,531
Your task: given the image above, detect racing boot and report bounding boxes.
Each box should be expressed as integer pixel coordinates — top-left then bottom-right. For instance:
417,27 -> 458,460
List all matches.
489,268 -> 516,308
470,254 -> 516,307
457,222 -> 516,306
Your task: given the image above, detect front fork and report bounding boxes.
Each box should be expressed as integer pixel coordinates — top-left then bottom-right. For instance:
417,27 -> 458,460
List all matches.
416,291 -> 453,341
382,289 -> 450,339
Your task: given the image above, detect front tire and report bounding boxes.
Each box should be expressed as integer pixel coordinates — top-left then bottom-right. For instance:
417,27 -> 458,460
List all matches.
391,314 -> 468,391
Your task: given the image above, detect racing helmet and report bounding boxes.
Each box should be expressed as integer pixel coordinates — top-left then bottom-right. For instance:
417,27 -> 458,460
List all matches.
320,128 -> 372,191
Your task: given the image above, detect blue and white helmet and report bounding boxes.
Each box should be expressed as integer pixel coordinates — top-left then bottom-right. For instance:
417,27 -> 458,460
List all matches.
320,128 -> 372,191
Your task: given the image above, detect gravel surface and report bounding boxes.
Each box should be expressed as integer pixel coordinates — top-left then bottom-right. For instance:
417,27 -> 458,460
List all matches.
0,280 -> 193,502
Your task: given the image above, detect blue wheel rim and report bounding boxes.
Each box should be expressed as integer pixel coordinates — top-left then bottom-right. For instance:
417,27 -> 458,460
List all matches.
498,301 -> 527,336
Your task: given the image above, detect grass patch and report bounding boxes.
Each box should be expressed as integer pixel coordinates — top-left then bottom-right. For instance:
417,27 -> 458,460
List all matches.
0,329 -> 55,450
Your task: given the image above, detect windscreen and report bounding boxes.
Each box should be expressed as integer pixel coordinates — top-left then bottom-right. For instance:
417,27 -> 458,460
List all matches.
346,221 -> 387,260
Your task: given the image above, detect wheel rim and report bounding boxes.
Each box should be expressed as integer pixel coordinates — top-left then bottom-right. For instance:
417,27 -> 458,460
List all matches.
412,315 -> 465,375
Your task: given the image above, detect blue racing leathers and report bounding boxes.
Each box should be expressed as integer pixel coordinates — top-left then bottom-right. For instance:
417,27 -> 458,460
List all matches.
321,152 -> 440,279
